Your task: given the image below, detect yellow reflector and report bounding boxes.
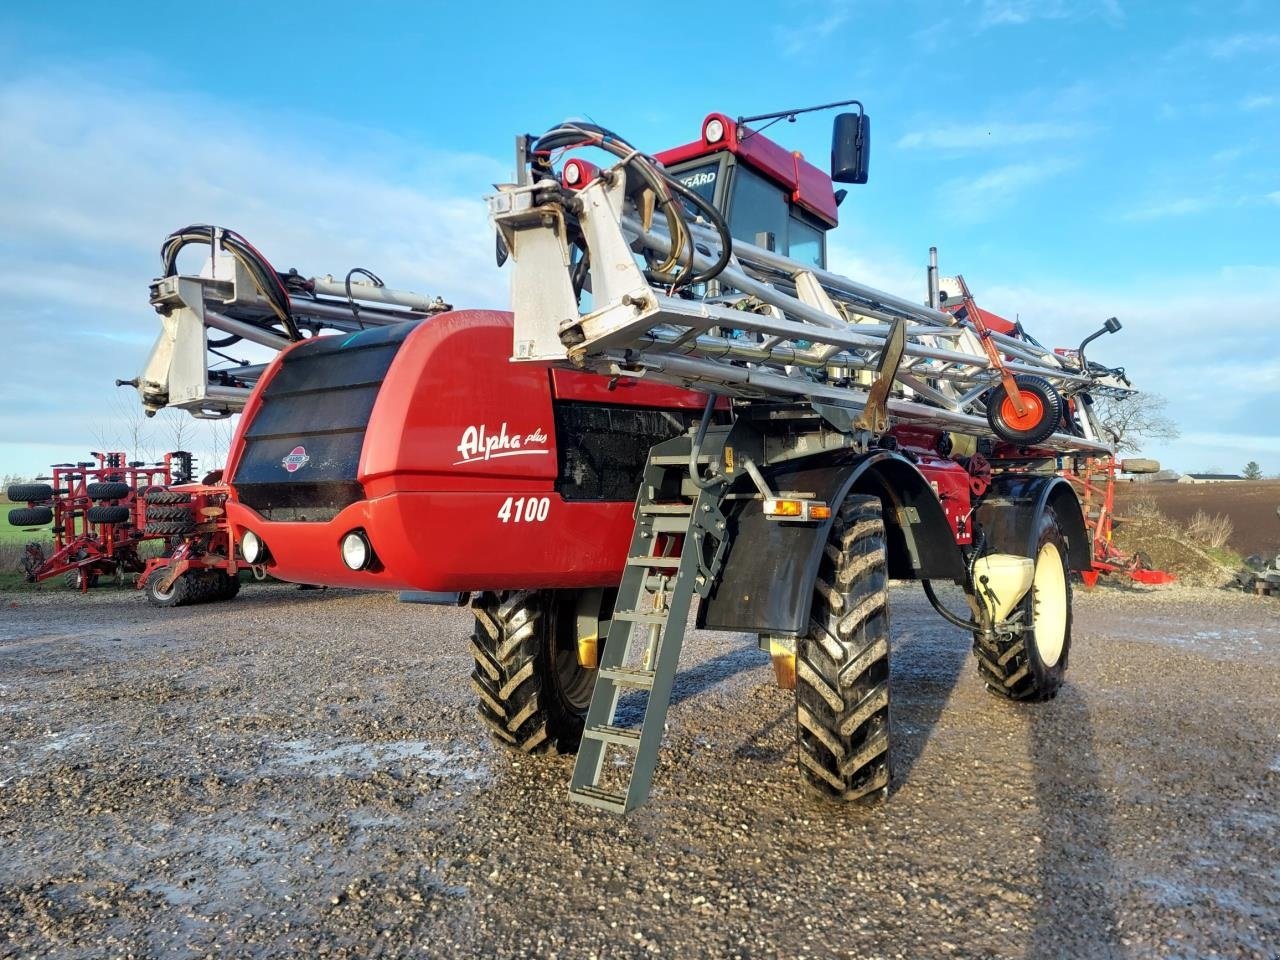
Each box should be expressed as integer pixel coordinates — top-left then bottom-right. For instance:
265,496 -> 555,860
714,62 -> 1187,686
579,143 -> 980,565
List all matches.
767,499 -> 802,517
809,505 -> 832,520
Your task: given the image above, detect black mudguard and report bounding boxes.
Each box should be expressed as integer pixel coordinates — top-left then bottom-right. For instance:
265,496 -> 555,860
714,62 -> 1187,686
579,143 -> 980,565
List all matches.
698,450 -> 967,635
972,474 -> 1091,570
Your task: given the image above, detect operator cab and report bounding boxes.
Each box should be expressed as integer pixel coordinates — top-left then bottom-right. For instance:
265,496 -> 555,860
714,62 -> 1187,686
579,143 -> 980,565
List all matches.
653,110 -> 869,270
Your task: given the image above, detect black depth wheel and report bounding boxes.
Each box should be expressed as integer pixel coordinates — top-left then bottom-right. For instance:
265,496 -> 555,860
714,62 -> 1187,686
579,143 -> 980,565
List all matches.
795,494 -> 892,802
985,375 -> 1064,447
469,589 -> 598,754
145,570 -> 191,607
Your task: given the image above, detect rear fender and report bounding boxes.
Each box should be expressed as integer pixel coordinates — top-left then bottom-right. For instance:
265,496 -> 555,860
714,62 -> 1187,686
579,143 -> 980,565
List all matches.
974,474 -> 1091,570
698,450 -> 966,634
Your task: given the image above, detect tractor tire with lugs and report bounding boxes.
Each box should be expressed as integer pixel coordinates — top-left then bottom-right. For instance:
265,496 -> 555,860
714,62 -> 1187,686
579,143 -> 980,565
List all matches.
8,506 -> 53,527
86,481 -> 131,501
144,489 -> 192,505
6,483 -> 53,503
972,510 -> 1072,701
469,589 -> 597,754
146,505 -> 194,522
145,520 -> 196,536
795,494 -> 892,802
87,505 -> 131,525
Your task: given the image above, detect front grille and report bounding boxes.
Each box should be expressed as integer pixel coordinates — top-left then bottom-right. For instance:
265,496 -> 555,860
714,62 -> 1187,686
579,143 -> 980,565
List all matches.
553,402 -> 699,501
231,322 -> 420,521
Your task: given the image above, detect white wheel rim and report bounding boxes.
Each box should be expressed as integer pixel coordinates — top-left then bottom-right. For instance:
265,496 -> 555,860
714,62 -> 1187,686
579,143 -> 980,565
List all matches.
1032,541 -> 1067,667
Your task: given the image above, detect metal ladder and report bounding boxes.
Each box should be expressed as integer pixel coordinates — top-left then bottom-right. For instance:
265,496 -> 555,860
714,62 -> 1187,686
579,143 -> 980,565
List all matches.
569,431 -> 732,813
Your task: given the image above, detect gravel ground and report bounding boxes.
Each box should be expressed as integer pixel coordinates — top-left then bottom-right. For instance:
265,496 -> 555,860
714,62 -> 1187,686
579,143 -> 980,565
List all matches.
1,579 -> 1277,959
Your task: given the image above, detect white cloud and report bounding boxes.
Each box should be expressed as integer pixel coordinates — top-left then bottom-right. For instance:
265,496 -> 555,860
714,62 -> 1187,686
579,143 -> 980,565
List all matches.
979,0 -> 1124,28
896,121 -> 1088,151
1239,94 -> 1276,111
1122,196 -> 1216,220
0,69 -> 506,477
1207,32 -> 1280,59
938,158 -> 1076,217
776,1 -> 851,57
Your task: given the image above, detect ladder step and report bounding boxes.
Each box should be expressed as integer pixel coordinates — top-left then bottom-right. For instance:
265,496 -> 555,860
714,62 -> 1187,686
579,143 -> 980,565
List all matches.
611,610 -> 670,625
626,555 -> 682,568
569,784 -> 628,813
639,503 -> 693,515
598,666 -> 656,688
586,724 -> 642,747
650,516 -> 695,533
649,454 -> 712,466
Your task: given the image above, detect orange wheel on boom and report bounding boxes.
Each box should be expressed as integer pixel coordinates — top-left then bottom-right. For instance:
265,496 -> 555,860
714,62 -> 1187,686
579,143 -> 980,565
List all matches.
986,375 -> 1063,447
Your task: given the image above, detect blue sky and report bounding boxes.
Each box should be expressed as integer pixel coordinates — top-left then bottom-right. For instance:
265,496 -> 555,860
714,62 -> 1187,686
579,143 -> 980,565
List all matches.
1,0 -> 1277,477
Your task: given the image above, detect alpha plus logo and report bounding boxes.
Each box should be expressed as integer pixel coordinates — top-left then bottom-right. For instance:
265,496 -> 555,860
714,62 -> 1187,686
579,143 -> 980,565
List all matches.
281,445 -> 311,473
454,423 -> 549,466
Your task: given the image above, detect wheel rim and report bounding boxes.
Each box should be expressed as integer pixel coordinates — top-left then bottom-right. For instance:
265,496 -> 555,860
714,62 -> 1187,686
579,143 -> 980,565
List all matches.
149,577 -> 176,601
1032,542 -> 1067,666
1000,390 -> 1045,431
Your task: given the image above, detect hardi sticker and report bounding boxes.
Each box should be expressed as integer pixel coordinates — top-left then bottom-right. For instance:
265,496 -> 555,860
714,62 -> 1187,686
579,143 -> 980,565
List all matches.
282,446 -> 311,473
454,423 -> 549,466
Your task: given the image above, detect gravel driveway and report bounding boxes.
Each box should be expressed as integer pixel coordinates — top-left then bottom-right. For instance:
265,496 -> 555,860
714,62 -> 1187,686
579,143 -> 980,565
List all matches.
1,581 -> 1277,959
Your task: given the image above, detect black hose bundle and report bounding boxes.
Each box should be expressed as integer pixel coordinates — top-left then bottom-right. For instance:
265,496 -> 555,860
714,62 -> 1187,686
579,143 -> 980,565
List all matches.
160,226 -> 301,342
530,122 -> 734,290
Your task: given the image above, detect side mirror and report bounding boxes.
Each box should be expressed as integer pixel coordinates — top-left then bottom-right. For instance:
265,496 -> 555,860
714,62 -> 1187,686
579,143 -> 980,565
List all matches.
831,112 -> 870,184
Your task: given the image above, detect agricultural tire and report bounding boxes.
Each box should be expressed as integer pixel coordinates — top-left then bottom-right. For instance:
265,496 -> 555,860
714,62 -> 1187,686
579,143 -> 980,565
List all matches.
985,375 -> 1063,447
8,506 -> 53,527
146,505 -> 194,522
1120,458 -> 1160,474
145,569 -> 192,607
469,589 -> 597,754
6,483 -> 53,503
215,572 -> 242,601
973,511 -> 1072,701
795,494 -> 892,802
87,505 -> 131,525
64,570 -> 100,590
86,481 -> 131,501
144,489 -> 192,505
145,520 -> 195,536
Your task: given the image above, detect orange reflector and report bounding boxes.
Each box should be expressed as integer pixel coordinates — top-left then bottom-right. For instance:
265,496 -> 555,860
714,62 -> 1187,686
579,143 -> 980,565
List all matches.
763,499 -> 829,521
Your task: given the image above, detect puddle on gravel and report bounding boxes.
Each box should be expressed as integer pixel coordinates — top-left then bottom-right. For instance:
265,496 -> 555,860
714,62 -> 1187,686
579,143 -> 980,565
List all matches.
260,738 -> 490,783
1120,619 -> 1276,660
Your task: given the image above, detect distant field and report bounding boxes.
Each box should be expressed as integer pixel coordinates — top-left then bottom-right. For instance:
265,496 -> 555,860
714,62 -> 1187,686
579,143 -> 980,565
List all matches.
1114,479 -> 1280,558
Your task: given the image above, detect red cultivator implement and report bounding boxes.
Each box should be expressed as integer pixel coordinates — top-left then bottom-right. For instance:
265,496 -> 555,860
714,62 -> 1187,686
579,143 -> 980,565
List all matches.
8,451 -> 191,589
1060,455 -> 1175,587
135,481 -> 248,606
8,451 -> 250,605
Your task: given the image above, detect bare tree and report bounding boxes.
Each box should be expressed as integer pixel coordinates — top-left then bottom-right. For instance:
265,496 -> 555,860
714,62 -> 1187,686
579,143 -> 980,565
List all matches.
114,393 -> 154,464
1089,391 -> 1180,454
160,408 -> 192,456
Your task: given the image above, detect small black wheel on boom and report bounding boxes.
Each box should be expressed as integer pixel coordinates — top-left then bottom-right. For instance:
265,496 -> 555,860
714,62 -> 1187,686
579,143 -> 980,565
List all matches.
985,375 -> 1063,447
973,510 -> 1072,701
6,483 -> 53,503
469,589 -> 598,754
86,481 -> 132,501
145,569 -> 191,607
87,505 -> 131,525
795,494 -> 892,802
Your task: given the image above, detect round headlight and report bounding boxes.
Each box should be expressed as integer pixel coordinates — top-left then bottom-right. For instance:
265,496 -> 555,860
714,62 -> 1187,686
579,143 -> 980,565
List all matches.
704,118 -> 725,143
564,161 -> 582,185
341,531 -> 371,571
241,530 -> 264,564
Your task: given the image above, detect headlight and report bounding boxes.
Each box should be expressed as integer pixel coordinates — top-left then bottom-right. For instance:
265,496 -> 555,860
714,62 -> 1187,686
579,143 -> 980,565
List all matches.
341,530 -> 372,571
241,530 -> 265,564
704,118 -> 725,143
